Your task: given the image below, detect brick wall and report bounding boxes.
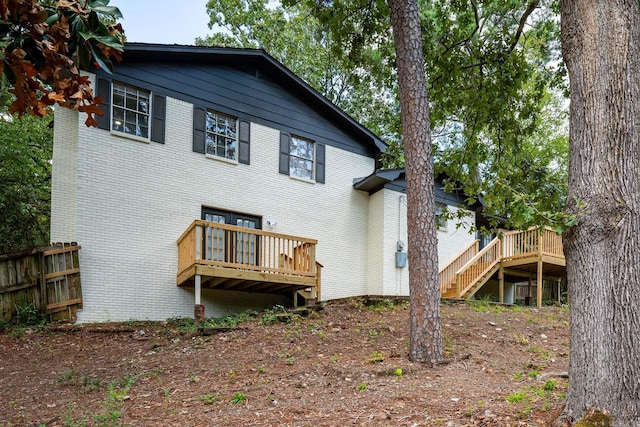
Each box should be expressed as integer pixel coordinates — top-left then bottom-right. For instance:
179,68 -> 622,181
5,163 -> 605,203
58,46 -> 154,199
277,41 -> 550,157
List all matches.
51,107 -> 78,241
51,75 -> 478,322
366,188 -> 476,297
52,83 -> 375,322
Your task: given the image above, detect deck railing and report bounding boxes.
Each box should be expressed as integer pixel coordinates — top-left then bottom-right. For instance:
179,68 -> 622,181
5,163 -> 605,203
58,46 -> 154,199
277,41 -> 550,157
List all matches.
177,220 -> 318,279
502,227 -> 564,261
439,240 -> 479,295
440,227 -> 564,299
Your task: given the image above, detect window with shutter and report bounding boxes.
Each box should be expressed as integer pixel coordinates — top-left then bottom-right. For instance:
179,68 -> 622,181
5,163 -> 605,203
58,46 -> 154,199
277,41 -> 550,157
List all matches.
112,82 -> 151,139
194,107 -> 249,164
279,132 -> 325,184
100,80 -> 165,144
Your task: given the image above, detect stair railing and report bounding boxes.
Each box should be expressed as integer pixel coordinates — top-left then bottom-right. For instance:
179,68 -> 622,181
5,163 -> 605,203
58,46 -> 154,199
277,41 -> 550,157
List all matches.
455,237 -> 502,298
438,240 -> 479,295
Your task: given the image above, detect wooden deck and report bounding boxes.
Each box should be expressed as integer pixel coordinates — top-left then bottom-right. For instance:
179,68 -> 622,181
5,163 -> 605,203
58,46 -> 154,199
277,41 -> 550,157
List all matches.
177,220 -> 321,301
439,228 -> 565,307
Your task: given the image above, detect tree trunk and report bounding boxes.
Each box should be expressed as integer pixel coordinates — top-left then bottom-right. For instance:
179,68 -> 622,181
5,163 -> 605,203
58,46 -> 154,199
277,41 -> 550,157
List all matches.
388,0 -> 443,362
560,1 -> 640,424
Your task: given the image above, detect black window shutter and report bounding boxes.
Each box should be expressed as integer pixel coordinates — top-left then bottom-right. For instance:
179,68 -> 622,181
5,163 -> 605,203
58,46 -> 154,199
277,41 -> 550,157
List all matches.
315,143 -> 326,184
238,120 -> 250,164
150,94 -> 166,144
193,105 -> 206,154
279,132 -> 290,175
96,77 -> 111,130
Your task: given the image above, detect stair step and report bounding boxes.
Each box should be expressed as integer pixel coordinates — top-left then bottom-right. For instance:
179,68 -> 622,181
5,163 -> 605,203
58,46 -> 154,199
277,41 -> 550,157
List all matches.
297,289 -> 311,299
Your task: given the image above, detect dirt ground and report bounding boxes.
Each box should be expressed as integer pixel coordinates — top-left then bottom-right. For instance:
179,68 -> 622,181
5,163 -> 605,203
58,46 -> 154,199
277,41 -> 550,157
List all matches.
0,298 -> 570,427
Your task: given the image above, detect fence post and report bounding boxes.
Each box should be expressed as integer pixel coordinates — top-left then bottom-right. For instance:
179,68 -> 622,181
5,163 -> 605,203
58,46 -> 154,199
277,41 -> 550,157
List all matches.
38,248 -> 47,316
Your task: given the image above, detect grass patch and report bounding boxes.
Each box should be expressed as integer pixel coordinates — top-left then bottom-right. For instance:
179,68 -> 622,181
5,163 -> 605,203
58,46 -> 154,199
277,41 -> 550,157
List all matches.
196,393 -> 220,404
506,391 -> 526,403
366,351 -> 384,363
231,392 -> 246,405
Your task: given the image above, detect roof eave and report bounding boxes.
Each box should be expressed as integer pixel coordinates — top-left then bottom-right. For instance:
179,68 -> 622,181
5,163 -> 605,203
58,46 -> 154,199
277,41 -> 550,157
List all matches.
120,43 -> 388,153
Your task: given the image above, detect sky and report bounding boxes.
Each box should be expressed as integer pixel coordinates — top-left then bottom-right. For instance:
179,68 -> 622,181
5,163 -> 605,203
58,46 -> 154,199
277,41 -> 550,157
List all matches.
117,1 -> 212,45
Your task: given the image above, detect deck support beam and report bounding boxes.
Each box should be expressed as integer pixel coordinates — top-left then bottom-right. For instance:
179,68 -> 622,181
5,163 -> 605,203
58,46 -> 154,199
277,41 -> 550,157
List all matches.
194,274 -> 204,326
195,274 -> 201,305
498,267 -> 504,304
537,260 -> 543,308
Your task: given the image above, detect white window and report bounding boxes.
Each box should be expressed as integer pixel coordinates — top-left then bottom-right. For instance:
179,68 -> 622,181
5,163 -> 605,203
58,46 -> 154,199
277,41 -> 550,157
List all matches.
289,136 -> 314,180
206,110 -> 237,161
111,82 -> 150,139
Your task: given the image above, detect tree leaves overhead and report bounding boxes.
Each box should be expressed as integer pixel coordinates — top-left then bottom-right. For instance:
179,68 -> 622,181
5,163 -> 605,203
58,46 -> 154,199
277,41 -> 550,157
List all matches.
198,0 -> 399,141
201,0 -> 569,230
422,1 -> 569,230
0,78 -> 52,253
0,0 -> 124,126
303,0 -> 569,231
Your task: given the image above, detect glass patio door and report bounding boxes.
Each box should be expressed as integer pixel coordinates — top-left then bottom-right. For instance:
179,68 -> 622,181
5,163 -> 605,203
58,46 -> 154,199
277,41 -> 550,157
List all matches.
202,208 -> 261,266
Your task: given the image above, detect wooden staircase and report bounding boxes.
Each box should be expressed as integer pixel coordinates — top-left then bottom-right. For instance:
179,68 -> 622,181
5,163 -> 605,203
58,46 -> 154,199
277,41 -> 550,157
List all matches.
439,228 -> 565,306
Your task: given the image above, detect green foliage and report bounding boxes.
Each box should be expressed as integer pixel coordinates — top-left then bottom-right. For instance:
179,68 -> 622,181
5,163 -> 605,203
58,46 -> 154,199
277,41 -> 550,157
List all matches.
13,301 -> 47,326
506,391 -> 526,403
60,375 -> 135,427
260,304 -> 286,325
357,383 -> 369,391
544,380 -> 555,391
467,298 -> 492,313
208,0 -> 570,231
61,402 -> 87,427
528,345 -> 553,361
0,82 -> 53,253
364,298 -> 403,311
519,404 -> 533,419
204,309 -> 257,328
200,0 -> 399,142
1,0 -> 124,124
230,392 -> 246,405
57,368 -> 104,392
196,393 -> 220,404
366,350 -> 384,363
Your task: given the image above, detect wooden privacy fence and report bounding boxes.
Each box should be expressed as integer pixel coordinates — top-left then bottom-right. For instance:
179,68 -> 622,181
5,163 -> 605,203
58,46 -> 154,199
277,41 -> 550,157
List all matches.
0,243 -> 82,322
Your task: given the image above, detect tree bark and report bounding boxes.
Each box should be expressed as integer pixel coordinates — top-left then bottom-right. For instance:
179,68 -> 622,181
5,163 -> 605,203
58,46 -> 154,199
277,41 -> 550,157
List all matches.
560,1 -> 640,424
388,0 -> 443,362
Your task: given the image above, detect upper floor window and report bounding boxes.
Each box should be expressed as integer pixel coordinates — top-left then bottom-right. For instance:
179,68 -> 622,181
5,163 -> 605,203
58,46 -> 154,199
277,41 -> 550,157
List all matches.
289,136 -> 314,180
111,82 -> 150,139
279,132 -> 325,183
206,110 -> 238,161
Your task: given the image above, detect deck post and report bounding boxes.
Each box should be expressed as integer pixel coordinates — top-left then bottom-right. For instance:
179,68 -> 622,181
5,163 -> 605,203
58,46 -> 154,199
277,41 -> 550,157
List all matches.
536,260 -> 543,308
194,274 -> 204,326
498,267 -> 504,303
195,274 -> 201,305
195,225 -> 202,261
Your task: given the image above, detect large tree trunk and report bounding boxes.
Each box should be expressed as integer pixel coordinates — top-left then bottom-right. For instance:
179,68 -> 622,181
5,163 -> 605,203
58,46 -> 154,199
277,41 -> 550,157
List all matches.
560,1 -> 640,424
388,0 -> 443,362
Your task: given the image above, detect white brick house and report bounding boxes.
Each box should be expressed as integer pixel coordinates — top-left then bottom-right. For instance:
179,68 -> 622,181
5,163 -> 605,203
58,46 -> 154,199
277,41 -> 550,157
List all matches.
51,44 -> 478,322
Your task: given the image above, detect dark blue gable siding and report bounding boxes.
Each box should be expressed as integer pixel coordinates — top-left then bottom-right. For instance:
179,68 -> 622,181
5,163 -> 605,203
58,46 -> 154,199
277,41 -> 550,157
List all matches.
96,61 -> 378,158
